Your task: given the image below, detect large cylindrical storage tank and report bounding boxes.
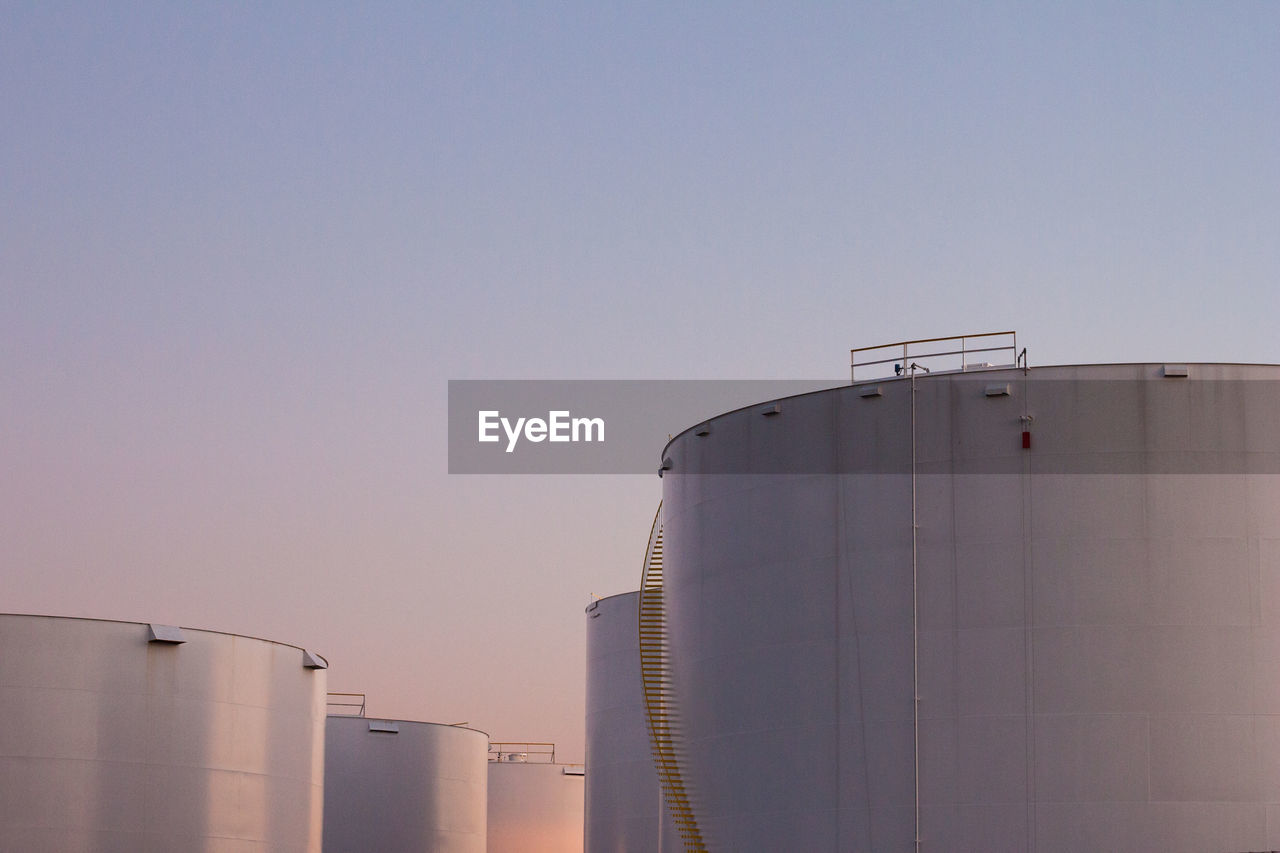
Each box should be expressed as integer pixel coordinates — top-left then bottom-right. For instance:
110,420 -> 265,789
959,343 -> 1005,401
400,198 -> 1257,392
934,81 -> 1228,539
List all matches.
487,747 -> 585,853
585,591 -> 661,852
658,362 -> 1280,852
323,715 -> 488,853
0,614 -> 327,852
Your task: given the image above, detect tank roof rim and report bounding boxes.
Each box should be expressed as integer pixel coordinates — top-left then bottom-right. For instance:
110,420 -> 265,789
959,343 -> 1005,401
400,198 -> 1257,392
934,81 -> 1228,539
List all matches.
660,361 -> 1280,458
0,611 -> 323,657
324,714 -> 490,738
585,589 -> 640,611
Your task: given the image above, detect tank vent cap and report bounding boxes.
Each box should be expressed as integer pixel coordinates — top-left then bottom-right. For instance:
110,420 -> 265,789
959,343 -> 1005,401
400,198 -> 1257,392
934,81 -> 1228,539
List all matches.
147,624 -> 186,644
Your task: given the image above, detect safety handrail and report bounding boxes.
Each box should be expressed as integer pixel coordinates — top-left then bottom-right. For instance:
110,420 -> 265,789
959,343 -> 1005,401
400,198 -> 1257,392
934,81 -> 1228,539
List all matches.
851,331 -> 1018,381
326,692 -> 367,717
488,742 -> 558,763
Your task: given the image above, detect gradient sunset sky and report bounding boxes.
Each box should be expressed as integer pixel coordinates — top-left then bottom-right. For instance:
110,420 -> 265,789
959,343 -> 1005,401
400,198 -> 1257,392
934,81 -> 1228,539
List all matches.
3,2 -> 1278,759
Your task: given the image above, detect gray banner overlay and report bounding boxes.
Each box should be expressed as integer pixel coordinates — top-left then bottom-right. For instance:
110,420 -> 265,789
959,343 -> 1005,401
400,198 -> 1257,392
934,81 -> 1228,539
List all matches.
448,378 -> 1280,475
449,380 -> 842,474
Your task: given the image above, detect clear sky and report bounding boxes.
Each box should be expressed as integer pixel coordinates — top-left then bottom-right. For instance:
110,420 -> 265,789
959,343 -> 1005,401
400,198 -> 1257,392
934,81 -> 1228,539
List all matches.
3,2 -> 1278,759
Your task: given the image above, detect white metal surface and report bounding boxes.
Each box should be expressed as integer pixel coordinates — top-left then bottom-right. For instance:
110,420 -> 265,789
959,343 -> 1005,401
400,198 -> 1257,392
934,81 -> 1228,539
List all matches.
585,591 -> 661,853
658,362 -> 1280,852
0,613 -> 327,853
487,758 -> 585,853
323,715 -> 488,853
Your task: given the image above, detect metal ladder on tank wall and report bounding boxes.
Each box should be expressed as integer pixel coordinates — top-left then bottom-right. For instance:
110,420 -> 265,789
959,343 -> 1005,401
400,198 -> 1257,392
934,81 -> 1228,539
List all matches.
638,503 -> 708,852
856,331 -> 1029,853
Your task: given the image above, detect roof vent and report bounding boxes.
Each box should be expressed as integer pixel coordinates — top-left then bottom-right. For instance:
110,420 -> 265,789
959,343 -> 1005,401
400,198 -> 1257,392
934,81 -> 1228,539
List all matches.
147,624 -> 186,644
984,383 -> 1012,397
302,650 -> 328,669
1163,364 -> 1189,377
368,720 -> 399,733
858,385 -> 883,398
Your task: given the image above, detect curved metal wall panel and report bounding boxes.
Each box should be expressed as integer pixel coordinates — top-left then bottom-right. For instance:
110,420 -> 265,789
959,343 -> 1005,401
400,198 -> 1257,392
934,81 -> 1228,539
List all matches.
0,614 -> 327,853
585,591 -> 660,853
487,761 -> 584,853
660,363 -> 1280,852
323,716 -> 488,853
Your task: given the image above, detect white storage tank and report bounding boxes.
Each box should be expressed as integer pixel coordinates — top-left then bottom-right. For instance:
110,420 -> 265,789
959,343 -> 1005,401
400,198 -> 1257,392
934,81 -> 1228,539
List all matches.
656,357 -> 1280,852
487,742 -> 584,853
585,591 -> 661,852
0,613 -> 327,852
323,714 -> 488,853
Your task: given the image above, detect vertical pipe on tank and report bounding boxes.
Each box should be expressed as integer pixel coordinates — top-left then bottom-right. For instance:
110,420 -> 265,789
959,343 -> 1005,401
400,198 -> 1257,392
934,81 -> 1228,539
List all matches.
1021,362 -> 1037,852
910,365 -> 921,853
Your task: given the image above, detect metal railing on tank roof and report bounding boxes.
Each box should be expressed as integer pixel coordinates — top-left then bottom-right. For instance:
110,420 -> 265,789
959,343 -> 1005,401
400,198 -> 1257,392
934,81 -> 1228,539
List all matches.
851,331 -> 1022,382
326,692 -> 367,717
488,742 -> 557,763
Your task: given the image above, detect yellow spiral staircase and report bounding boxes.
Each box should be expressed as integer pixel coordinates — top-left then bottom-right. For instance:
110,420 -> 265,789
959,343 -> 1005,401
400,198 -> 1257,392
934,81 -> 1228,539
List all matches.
639,502 -> 707,851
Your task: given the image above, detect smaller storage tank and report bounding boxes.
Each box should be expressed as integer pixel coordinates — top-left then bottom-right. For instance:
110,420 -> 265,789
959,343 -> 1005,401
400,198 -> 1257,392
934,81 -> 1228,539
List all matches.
323,714 -> 489,853
487,742 -> 585,853
585,591 -> 661,853
0,613 -> 327,853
